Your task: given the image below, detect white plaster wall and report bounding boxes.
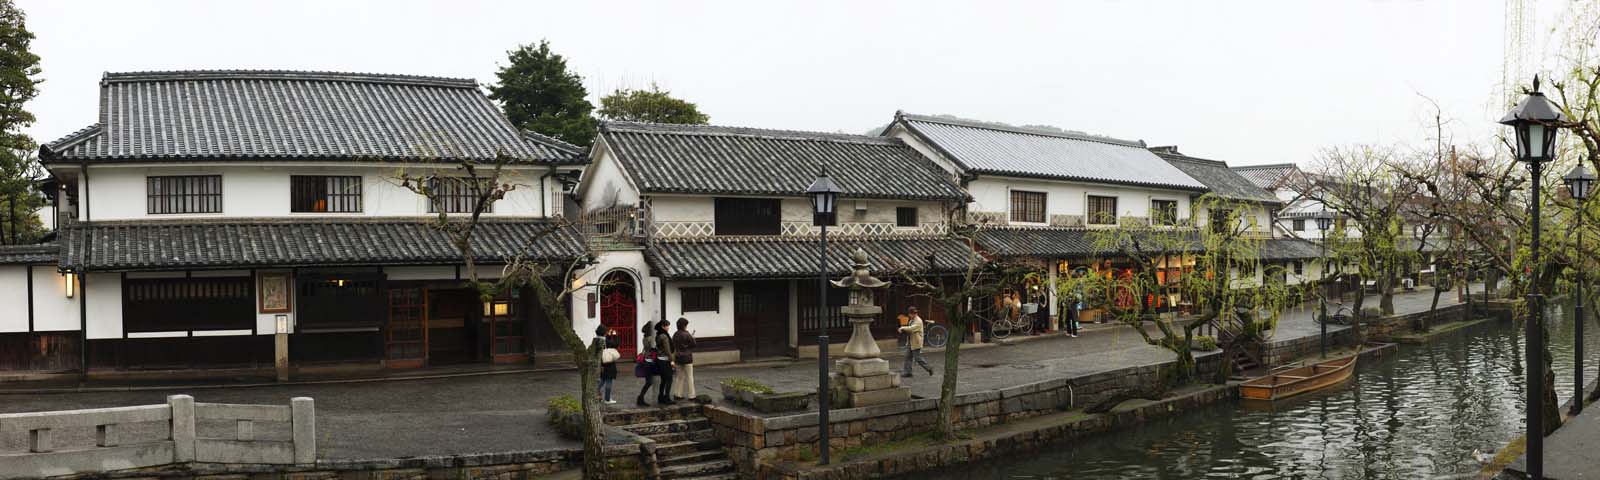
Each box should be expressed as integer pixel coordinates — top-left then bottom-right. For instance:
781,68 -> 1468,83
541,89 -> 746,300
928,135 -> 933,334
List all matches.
883,124 -> 966,177
571,251 -> 654,351
662,280 -> 736,338
33,268 -> 79,331
386,266 -> 458,281
651,194 -> 947,227
578,147 -> 640,211
966,177 -> 1192,226
84,272 -> 122,339
0,266 -> 27,333
81,163 -> 559,221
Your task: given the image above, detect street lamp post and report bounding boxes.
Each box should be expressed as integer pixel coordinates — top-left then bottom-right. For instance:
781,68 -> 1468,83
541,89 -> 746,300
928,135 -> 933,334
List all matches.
1500,75 -> 1567,480
1565,164 -> 1594,416
806,170 -> 843,466
1315,211 -> 1334,358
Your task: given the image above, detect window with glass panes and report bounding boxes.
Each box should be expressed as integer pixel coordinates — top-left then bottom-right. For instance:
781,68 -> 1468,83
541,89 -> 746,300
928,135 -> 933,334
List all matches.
1087,195 -> 1118,225
147,175 -> 222,214
1010,191 -> 1046,223
291,176 -> 362,213
1293,219 -> 1305,231
428,177 -> 493,213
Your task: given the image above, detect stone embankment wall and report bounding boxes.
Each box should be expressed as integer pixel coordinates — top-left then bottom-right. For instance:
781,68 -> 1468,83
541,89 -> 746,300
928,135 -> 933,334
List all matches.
706,353 -> 1223,477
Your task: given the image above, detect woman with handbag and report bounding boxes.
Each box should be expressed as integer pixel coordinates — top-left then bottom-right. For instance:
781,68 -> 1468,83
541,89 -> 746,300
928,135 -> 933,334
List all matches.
653,321 -> 676,406
636,321 -> 659,407
596,327 -> 620,404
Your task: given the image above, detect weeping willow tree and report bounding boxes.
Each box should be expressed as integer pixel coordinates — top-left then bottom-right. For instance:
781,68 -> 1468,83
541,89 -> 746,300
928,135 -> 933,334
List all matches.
1064,194 -> 1300,387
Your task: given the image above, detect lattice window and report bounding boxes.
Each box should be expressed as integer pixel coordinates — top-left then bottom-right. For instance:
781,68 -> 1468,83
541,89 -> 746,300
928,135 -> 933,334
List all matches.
1011,191 -> 1046,223
1087,195 -> 1118,225
147,175 -> 222,214
680,287 -> 720,313
1151,200 -> 1178,226
428,177 -> 494,214
291,176 -> 363,213
896,207 -> 918,227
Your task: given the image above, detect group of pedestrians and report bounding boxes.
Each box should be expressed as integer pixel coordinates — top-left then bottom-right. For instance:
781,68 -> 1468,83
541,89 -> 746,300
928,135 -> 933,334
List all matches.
592,317 -> 698,407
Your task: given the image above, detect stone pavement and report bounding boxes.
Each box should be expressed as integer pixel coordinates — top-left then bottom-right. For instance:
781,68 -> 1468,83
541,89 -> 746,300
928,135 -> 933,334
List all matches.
1507,402 -> 1600,479
0,286 -> 1472,462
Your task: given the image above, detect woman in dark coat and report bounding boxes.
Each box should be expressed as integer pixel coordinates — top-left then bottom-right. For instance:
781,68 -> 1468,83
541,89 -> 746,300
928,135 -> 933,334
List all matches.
653,320 -> 676,405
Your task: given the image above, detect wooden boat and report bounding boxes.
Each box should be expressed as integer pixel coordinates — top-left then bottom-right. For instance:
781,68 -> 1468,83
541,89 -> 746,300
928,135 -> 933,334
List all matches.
1239,356 -> 1357,401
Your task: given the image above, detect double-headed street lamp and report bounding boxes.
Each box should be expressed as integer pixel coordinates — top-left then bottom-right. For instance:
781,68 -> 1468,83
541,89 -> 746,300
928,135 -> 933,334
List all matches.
1500,75 -> 1567,480
1315,210 -> 1334,358
806,170 -> 843,466
1565,164 -> 1594,416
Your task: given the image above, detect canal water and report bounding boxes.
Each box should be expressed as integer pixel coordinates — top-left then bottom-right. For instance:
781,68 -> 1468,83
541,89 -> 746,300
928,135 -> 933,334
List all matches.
929,305 -> 1600,480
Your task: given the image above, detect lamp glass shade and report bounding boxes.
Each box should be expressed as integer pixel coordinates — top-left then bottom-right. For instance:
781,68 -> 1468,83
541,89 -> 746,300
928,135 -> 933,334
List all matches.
1566,164 -> 1596,200
1525,123 -> 1546,159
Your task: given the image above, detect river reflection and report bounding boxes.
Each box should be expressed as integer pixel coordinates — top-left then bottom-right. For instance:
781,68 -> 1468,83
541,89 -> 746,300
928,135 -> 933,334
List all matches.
926,305 -> 1600,480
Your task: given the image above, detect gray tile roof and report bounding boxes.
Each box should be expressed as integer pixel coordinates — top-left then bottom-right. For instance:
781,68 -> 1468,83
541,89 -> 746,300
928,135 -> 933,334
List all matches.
973,227 -> 1202,259
60,218 -> 586,271
598,121 -> 966,201
894,113 -> 1206,192
645,237 -> 975,280
1231,163 -> 1300,190
0,244 -> 59,264
1152,148 -> 1280,204
41,70 -> 586,164
1257,238 -> 1325,261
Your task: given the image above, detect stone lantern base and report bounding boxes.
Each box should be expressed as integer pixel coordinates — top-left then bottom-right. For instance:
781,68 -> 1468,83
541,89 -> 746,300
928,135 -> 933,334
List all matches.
830,317 -> 911,408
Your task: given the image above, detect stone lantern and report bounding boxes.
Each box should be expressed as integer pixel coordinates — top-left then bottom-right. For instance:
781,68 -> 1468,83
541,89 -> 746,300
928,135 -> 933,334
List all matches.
829,248 -> 912,407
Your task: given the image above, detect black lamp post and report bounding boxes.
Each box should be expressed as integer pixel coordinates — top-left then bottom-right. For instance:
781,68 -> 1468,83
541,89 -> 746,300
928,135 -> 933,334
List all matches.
1565,163 -> 1594,416
806,170 -> 843,466
1500,75 -> 1567,480
1315,210 -> 1334,358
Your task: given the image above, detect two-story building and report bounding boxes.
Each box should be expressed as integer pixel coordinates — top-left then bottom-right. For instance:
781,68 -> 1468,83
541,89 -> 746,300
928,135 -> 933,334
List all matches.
1152,146 -> 1325,287
574,121 -> 973,362
3,70 -> 589,374
880,112 -> 1212,322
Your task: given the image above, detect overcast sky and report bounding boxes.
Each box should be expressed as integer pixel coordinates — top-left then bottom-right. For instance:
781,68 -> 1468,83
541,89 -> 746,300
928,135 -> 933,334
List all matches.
16,0 -> 1574,166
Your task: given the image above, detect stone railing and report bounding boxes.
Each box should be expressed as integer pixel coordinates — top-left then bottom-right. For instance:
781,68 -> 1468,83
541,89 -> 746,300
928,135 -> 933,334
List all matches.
651,221 -> 946,239
0,395 -> 315,479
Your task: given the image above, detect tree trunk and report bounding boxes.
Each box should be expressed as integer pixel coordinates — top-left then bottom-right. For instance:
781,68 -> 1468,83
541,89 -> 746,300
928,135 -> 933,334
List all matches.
532,280 -> 609,480
1350,273 -> 1366,343
936,307 -> 966,441
1378,267 -> 1396,315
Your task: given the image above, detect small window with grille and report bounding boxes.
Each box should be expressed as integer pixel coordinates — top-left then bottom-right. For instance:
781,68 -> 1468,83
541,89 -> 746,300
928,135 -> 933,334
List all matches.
428,177 -> 494,214
1087,195 -> 1118,225
896,207 -> 919,227
147,175 -> 223,214
1010,191 -> 1046,223
681,287 -> 720,313
291,176 -> 363,213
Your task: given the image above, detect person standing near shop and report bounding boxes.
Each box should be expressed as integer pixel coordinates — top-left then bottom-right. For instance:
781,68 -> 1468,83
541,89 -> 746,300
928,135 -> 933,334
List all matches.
596,326 -> 620,404
671,318 -> 697,400
636,319 -> 660,407
898,306 -> 935,377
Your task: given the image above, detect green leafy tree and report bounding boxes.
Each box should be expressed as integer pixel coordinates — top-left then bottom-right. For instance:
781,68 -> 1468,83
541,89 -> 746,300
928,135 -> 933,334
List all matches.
0,0 -> 42,245
597,83 -> 709,125
488,40 -> 597,147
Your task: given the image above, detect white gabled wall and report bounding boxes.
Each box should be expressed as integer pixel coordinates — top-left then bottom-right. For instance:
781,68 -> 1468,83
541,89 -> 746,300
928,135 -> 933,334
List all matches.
965,177 -> 1192,225
77,163 -> 566,221
662,280 -> 736,338
577,143 -> 640,211
570,251 -> 655,351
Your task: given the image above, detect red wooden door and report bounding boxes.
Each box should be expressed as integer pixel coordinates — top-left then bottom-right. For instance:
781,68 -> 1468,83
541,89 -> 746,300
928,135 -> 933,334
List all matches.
601,288 -> 637,358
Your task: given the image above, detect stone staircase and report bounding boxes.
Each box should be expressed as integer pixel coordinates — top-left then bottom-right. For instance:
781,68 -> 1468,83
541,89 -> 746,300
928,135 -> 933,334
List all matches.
604,403 -> 736,480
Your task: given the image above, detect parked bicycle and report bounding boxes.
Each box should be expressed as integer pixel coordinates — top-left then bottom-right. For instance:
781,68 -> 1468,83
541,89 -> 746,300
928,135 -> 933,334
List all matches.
925,320 -> 949,349
988,312 -> 1033,340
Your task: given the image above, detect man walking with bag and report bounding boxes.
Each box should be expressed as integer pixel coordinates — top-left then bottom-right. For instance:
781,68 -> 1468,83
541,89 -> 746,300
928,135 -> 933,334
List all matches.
897,306 -> 935,378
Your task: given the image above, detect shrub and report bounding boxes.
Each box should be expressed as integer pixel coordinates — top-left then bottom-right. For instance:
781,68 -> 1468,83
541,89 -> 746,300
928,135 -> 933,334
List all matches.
1192,335 -> 1219,351
546,394 -> 583,439
722,377 -> 774,394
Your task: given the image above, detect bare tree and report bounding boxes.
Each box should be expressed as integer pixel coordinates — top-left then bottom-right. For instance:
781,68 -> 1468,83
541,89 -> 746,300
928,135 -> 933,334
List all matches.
396,154 -> 611,479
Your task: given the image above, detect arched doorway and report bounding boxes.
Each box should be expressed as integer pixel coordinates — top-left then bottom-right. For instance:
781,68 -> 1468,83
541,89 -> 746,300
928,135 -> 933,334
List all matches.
600,271 -> 640,358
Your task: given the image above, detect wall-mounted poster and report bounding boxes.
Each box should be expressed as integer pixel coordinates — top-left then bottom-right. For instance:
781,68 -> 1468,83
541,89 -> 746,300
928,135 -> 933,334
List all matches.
259,272 -> 292,313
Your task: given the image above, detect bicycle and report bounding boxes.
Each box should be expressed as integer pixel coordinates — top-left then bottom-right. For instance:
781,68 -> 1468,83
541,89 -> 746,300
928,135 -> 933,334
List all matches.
924,321 -> 949,349
988,313 -> 1033,340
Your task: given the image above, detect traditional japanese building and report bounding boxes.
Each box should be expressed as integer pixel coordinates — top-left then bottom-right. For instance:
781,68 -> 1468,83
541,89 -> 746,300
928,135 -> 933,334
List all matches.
3,70 -> 589,374
574,122 -> 972,361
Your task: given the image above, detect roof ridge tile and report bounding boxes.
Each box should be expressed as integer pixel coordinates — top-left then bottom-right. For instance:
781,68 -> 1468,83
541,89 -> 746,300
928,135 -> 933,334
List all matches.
102,70 -> 478,89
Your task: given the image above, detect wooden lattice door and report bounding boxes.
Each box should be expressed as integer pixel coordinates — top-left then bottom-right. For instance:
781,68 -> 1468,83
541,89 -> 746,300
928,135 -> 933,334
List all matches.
386,287 -> 428,368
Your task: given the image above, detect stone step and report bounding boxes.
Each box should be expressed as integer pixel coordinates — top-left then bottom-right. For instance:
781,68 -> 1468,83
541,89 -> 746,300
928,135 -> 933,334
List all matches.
647,428 -> 716,444
603,403 -> 703,426
620,417 -> 710,436
654,439 -> 722,458
672,474 -> 738,480
658,459 -> 735,479
659,449 -> 727,467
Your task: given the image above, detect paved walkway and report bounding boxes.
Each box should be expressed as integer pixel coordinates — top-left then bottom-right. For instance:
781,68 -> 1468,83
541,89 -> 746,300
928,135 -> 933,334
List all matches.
0,287 -> 1475,462
1508,402 -> 1600,479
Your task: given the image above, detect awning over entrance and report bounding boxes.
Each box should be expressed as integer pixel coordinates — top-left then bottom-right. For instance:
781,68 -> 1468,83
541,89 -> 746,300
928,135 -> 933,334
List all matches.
1257,238 -> 1326,261
645,237 -> 975,280
59,218 -> 587,271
